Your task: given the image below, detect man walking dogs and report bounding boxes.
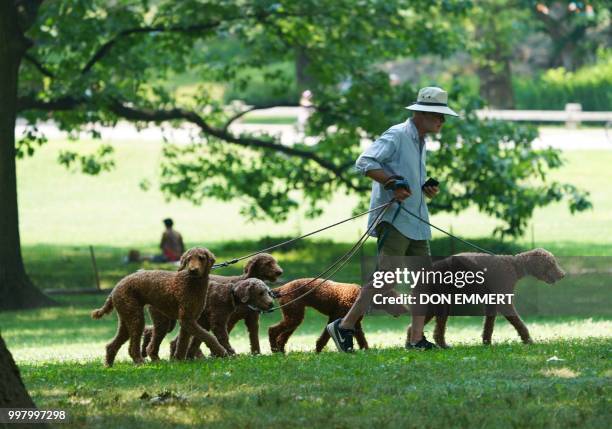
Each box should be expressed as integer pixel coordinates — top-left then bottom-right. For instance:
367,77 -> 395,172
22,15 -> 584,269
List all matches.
327,87 -> 459,352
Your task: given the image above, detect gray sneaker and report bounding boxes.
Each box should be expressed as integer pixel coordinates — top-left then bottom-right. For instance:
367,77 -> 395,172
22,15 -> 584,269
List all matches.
326,319 -> 354,352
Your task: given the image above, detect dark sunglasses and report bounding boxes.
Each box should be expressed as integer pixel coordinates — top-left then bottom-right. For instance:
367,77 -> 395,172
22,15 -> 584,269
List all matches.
427,112 -> 445,123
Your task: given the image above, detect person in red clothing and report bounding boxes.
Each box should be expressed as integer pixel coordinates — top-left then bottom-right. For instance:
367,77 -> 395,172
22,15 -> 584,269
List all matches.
158,218 -> 185,262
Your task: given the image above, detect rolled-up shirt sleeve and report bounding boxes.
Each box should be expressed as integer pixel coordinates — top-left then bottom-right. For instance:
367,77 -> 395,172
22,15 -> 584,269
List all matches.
355,129 -> 398,175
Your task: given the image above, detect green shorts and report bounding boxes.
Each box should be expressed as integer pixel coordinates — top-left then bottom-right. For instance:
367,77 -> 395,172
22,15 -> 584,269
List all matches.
375,221 -> 431,259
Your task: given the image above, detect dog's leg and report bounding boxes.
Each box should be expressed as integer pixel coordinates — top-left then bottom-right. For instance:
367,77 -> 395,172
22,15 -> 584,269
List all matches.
147,322 -> 172,361
178,318 -> 228,358
185,339 -> 205,359
173,328 -> 191,360
244,311 -> 261,355
354,319 -> 369,350
315,317 -> 334,352
482,304 -> 497,345
141,306 -> 158,357
424,313 -> 435,325
127,310 -> 146,365
210,316 -> 236,356
274,304 -> 304,353
504,305 -> 533,344
185,316 -> 209,359
141,326 -> 153,358
187,314 -> 221,359
433,315 -> 450,348
106,320 -> 129,367
268,320 -> 284,353
169,335 -> 179,358
226,311 -> 241,334
146,308 -> 172,361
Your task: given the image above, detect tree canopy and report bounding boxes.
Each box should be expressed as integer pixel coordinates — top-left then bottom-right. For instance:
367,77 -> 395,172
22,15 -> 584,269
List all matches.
13,0 -> 592,239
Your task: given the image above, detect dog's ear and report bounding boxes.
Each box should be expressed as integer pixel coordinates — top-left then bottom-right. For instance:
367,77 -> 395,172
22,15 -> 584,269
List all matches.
234,280 -> 251,303
206,249 -> 216,269
178,249 -> 191,271
243,257 -> 257,277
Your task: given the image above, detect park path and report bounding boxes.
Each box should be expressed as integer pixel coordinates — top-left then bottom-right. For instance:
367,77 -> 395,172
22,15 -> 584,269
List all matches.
16,114 -> 611,150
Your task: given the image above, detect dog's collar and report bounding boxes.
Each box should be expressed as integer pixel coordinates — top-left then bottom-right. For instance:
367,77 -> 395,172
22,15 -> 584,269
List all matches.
231,286 -> 270,313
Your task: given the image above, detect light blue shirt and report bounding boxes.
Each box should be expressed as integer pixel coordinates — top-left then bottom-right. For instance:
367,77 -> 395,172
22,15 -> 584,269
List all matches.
355,118 -> 431,241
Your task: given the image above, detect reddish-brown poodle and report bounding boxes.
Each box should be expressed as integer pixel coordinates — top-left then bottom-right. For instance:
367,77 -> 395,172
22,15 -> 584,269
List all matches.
141,253 -> 283,358
268,278 -> 369,353
407,248 -> 566,348
92,247 -> 227,366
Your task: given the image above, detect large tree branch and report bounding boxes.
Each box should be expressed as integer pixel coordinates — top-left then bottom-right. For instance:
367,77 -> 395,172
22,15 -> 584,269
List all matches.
17,95 -> 363,191
108,100 -> 362,190
80,9 -> 320,75
17,95 -> 81,111
23,53 -> 54,77
81,22 -> 224,74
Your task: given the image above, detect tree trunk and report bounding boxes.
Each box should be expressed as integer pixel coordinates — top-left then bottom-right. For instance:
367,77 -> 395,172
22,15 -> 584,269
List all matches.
0,335 -> 45,429
0,335 -> 36,407
0,1 -> 55,311
474,12 -> 515,110
477,59 -> 515,109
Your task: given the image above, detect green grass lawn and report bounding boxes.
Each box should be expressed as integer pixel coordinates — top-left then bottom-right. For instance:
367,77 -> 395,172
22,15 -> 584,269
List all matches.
241,115 -> 298,125
2,293 -> 610,428
4,242 -> 611,427
15,138 -> 612,248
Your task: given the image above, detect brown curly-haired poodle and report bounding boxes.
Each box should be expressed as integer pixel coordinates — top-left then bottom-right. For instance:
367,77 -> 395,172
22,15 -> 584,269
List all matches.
142,253 -> 283,358
92,247 -> 227,366
268,278 -> 369,353
181,278 -> 275,357
408,248 -> 566,348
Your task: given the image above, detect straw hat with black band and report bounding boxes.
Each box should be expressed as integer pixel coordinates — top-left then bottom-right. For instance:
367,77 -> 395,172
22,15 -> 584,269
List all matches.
406,86 -> 459,117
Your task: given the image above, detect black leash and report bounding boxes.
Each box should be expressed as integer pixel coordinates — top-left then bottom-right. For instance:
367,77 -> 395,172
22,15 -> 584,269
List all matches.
265,200 -> 393,312
264,201 -> 497,313
211,201 -> 395,269
397,204 -> 495,255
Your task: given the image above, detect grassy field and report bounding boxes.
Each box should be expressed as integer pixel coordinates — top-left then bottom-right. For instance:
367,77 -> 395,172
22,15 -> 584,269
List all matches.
15,138 -> 612,248
2,291 -> 610,428
4,241 -> 611,427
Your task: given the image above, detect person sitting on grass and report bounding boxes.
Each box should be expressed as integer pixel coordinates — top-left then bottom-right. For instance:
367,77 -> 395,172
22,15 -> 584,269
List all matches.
154,218 -> 185,263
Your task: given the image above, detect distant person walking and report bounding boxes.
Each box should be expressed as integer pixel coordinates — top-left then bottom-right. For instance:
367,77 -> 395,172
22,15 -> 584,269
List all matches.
158,218 -> 184,262
327,86 -> 460,352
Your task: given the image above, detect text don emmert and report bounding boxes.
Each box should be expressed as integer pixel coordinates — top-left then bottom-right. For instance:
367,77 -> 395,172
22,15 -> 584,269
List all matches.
373,293 -> 514,305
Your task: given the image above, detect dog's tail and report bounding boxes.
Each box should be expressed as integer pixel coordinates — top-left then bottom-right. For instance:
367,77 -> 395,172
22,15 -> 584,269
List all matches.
91,294 -> 114,319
